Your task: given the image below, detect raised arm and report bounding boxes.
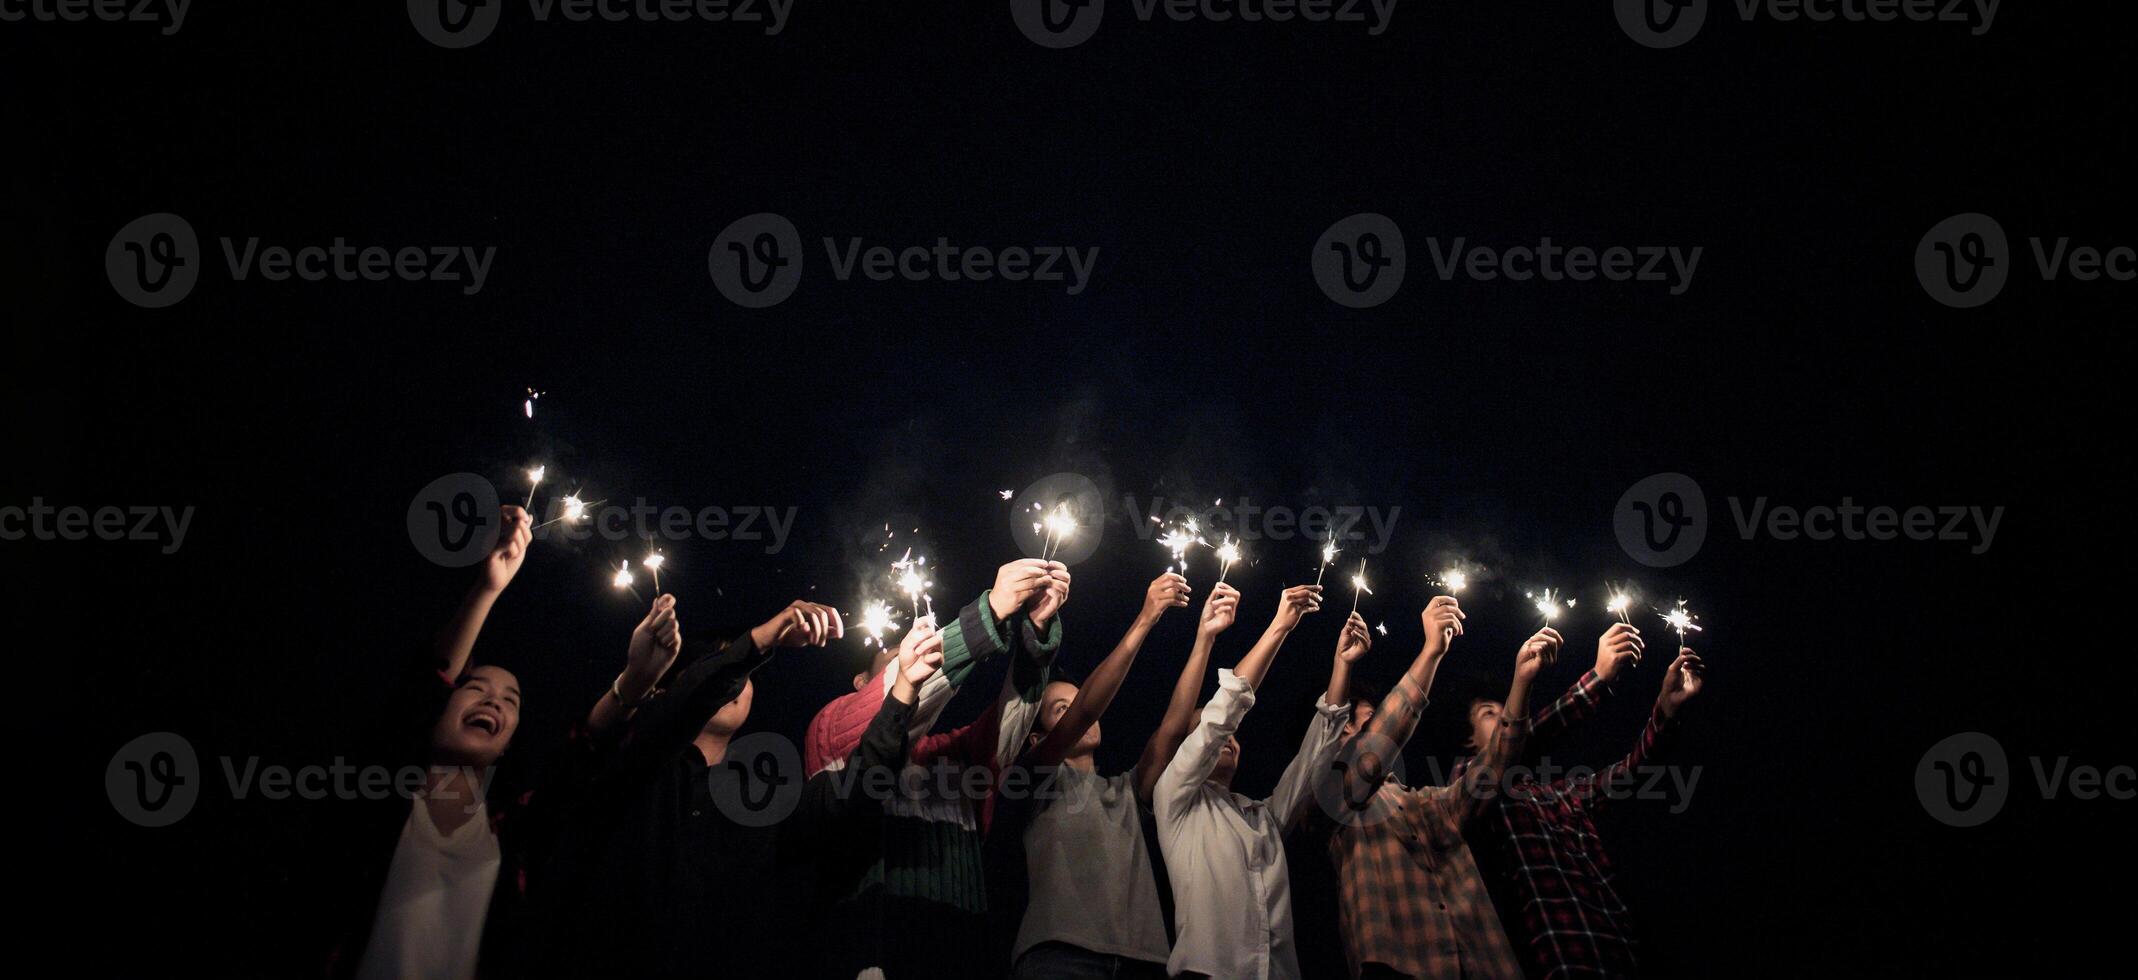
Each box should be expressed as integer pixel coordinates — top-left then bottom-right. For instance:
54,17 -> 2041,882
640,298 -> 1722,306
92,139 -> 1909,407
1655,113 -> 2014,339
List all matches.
1231,584 -> 1323,690
1448,628 -> 1557,827
1529,623 -> 1646,744
431,505 -> 531,680
1585,649 -> 1704,808
783,632 -> 944,848
1267,616 -> 1362,827
1028,572 -> 1187,767
583,594 -> 683,736
1134,581 -> 1239,803
1337,596 -> 1463,809
1151,668 -> 1257,823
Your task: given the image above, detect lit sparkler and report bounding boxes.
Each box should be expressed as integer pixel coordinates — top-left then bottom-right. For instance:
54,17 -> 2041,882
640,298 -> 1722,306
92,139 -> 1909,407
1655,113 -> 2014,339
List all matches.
642,550 -> 665,594
1314,534 -> 1340,587
523,465 -> 545,510
1659,600 -> 1703,651
1213,535 -> 1242,584
1348,558 -> 1371,617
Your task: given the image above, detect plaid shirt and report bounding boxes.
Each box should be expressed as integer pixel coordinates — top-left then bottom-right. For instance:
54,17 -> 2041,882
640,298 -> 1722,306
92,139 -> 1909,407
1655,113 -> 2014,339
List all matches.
1458,672 -> 1679,979
1325,712 -> 1532,980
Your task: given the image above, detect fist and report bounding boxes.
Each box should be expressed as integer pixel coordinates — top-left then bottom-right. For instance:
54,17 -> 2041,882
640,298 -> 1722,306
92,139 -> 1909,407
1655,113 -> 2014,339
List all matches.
1420,596 -> 1464,654
1516,627 -> 1563,683
1271,584 -> 1324,632
1594,623 -> 1645,681
1336,612 -> 1372,663
990,559 -> 1055,620
753,601 -> 845,649
1659,650 -> 1707,718
481,505 -> 533,593
1144,572 -> 1192,619
1200,582 -> 1241,637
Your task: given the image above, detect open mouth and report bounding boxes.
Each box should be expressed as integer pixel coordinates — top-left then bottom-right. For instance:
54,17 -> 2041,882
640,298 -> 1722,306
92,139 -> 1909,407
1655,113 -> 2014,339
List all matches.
462,708 -> 502,736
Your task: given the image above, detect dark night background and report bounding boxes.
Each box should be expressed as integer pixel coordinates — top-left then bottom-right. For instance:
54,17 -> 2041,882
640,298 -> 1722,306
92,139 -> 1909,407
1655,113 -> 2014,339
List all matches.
5,2 -> 2133,976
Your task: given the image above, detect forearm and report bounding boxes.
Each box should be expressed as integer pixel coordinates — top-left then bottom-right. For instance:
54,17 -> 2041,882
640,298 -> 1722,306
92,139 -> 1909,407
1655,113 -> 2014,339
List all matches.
1060,615 -> 1154,737
1136,630 -> 1217,799
433,584 -> 501,678
1324,656 -> 1352,710
1346,648 -> 1444,800
1232,623 -> 1293,690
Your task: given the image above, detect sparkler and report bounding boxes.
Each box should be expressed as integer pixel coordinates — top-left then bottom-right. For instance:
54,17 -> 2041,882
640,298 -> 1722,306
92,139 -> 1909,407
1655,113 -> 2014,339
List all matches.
1158,520 -> 1206,577
532,493 -> 601,530
523,388 -> 543,418
856,599 -> 897,648
1437,568 -> 1469,594
642,550 -> 665,594
1039,503 -> 1078,561
1527,588 -> 1567,625
523,465 -> 545,510
891,548 -> 934,622
1213,535 -> 1242,584
1606,588 -> 1634,625
1314,534 -> 1340,587
611,560 -> 642,603
1659,600 -> 1703,651
1347,558 -> 1372,617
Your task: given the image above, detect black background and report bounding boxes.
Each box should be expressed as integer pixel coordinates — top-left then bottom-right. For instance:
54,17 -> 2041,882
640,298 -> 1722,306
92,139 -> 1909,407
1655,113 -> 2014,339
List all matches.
5,1 -> 2133,975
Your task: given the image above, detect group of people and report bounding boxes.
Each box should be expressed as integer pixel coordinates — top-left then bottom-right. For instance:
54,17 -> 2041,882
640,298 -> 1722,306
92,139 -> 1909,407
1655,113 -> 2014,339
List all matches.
325,504 -> 1707,979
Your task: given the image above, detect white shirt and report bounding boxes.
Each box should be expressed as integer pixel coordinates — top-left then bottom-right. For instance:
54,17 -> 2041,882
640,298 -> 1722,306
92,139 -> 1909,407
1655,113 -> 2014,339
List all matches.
1014,766 -> 1172,965
1154,669 -> 1352,980
353,797 -> 502,980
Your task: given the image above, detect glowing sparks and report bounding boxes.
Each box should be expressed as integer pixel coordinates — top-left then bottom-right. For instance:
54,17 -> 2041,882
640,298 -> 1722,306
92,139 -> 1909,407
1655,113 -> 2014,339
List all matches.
523,464 -> 546,509
532,492 -> 601,530
1315,534 -> 1340,586
1348,558 -> 1371,616
642,550 -> 665,593
1437,568 -> 1469,594
1606,589 -> 1634,624
1158,522 -> 1207,576
857,599 -> 897,648
1660,601 -> 1703,649
1527,588 -> 1566,623
1213,535 -> 1242,584
523,387 -> 543,418
1375,621 -> 1388,636
999,489 -> 1014,500
610,561 -> 640,601
891,548 -> 934,620
1039,503 -> 1078,561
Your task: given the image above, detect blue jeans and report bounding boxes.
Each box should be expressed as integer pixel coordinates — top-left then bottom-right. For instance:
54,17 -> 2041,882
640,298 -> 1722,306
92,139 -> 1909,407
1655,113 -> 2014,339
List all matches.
1011,942 -> 1169,980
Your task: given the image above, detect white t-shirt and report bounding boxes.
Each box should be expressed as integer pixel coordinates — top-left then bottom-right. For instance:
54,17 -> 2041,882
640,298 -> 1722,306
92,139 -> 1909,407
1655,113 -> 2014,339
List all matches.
1013,766 -> 1172,965
353,797 -> 502,980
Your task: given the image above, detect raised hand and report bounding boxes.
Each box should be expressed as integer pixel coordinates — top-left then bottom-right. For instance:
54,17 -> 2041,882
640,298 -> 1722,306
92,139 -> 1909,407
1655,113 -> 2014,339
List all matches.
1516,627 -> 1563,684
1594,622 -> 1646,681
750,600 -> 845,650
1141,571 -> 1192,624
1336,611 -> 1373,663
989,558 -> 1056,621
480,505 -> 533,594
1199,581 -> 1241,637
1030,562 -> 1072,627
891,625 -> 947,704
1419,595 -> 1464,656
626,594 -> 684,683
1269,584 -> 1324,634
1659,649 -> 1707,719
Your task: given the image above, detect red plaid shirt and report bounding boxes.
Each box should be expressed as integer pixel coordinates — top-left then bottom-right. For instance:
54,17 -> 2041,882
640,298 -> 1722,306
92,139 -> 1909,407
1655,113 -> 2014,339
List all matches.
1456,672 -> 1679,979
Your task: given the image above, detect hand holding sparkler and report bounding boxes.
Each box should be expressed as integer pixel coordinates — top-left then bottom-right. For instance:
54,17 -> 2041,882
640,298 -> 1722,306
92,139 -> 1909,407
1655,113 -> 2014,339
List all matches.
1594,622 -> 1646,680
1658,650 -> 1707,720
989,559 -> 1055,621
1515,627 -> 1564,684
1198,581 -> 1241,638
622,594 -> 683,695
891,628 -> 946,705
1335,612 -> 1373,664
751,600 -> 846,649
1420,595 -> 1465,656
1140,571 -> 1192,625
1270,583 -> 1324,634
479,506 -> 533,595
1029,563 -> 1072,629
